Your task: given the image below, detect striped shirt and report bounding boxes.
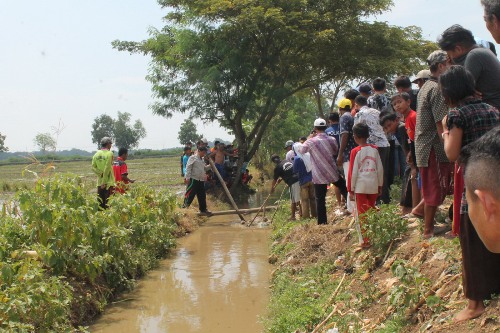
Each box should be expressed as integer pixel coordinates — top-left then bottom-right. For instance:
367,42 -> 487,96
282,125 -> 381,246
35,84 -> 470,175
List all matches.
297,133 -> 339,184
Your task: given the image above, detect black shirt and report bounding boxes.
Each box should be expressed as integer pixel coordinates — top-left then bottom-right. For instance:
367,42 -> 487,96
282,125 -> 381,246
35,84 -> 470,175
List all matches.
273,160 -> 299,185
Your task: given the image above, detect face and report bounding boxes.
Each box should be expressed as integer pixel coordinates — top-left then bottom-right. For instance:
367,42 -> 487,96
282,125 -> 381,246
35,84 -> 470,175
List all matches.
466,187 -> 500,253
485,12 -> 500,43
445,46 -> 464,63
416,79 -> 425,89
382,119 -> 398,135
392,97 -> 411,114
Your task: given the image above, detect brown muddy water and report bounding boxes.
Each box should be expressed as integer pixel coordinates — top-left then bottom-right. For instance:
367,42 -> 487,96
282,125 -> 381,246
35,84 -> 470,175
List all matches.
90,214 -> 273,333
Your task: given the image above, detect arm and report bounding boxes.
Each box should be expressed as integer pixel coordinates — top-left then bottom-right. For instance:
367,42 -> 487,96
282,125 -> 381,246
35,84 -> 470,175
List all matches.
442,122 -> 463,162
348,148 -> 358,194
337,133 -> 348,167
185,156 -> 195,180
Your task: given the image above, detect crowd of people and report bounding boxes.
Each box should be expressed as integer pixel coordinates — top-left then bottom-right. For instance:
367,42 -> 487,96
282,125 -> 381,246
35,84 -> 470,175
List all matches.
271,19 -> 500,322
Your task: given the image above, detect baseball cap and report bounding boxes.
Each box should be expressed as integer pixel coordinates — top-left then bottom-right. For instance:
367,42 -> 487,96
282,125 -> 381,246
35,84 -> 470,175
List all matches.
338,98 -> 352,109
426,50 -> 448,67
313,118 -> 326,127
201,137 -> 208,144
412,69 -> 431,83
284,140 -> 294,148
100,137 -> 112,145
358,83 -> 372,95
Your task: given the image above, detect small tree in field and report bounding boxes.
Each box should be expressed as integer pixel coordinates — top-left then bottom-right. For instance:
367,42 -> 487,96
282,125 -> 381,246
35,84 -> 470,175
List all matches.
91,112 -> 146,149
34,133 -> 56,153
177,119 -> 200,145
0,132 -> 8,152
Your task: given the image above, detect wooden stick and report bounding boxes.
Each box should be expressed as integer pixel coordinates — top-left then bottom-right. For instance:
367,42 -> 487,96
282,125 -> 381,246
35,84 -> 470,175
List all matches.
247,188 -> 275,227
269,185 -> 288,224
382,240 -> 395,264
207,158 -> 246,222
199,206 -> 277,216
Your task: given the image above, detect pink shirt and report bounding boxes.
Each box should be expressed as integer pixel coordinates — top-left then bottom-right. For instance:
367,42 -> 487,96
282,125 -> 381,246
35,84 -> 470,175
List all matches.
297,133 -> 339,184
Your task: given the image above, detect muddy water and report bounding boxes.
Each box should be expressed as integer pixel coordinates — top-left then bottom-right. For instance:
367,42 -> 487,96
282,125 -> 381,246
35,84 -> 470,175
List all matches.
90,214 -> 272,333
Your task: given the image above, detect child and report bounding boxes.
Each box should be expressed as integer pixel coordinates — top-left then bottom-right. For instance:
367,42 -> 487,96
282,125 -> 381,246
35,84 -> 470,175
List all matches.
182,146 -> 192,178
348,123 -> 384,247
113,147 -> 135,194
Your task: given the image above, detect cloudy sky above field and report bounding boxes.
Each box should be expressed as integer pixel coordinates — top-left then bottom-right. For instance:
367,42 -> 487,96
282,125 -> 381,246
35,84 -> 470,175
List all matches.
0,0 -> 492,152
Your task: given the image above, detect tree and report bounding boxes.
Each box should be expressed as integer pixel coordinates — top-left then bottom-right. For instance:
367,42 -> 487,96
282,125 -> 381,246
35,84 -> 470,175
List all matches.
0,132 -> 8,152
113,0 -> 431,189
34,133 -> 56,153
91,112 -> 146,149
177,119 -> 201,145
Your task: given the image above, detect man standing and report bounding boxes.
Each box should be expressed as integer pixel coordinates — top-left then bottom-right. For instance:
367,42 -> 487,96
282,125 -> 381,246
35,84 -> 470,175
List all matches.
414,50 -> 452,238
183,146 -> 213,216
353,95 -> 391,204
113,147 -> 135,194
270,154 -> 301,221
92,137 -> 115,209
297,118 -> 347,225
438,24 -> 500,109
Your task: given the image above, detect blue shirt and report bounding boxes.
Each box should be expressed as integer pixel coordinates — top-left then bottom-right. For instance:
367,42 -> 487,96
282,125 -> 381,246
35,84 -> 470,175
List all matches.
182,154 -> 189,176
326,123 -> 340,157
293,156 -> 312,186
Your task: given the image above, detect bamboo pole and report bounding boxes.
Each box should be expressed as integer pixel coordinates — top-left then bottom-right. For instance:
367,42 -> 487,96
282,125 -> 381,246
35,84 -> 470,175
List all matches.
198,206 -> 277,216
247,187 -> 275,227
207,158 -> 246,222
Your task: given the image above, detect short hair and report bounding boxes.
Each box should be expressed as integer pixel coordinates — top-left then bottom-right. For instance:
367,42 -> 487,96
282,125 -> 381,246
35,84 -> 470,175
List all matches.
354,95 -> 368,107
439,65 -> 476,105
460,126 -> 500,200
344,89 -> 360,100
183,146 -> 191,152
394,76 -> 412,89
328,112 -> 340,122
299,136 -> 307,141
214,140 -> 220,145
352,123 -> 370,139
437,24 -> 476,51
391,92 -> 411,103
379,112 -> 398,126
118,147 -> 128,156
198,146 -> 208,152
372,78 -> 386,91
482,0 -> 500,22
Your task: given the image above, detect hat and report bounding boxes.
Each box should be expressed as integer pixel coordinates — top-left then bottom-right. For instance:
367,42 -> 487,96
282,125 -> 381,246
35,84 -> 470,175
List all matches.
412,69 -> 431,83
201,137 -> 208,144
284,140 -> 294,148
314,118 -> 327,127
358,83 -> 372,95
100,137 -> 112,145
338,98 -> 352,109
270,154 -> 280,162
426,50 -> 448,67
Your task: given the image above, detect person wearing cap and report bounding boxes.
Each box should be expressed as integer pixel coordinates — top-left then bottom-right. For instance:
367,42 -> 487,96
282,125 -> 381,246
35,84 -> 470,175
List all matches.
296,118 -> 348,225
270,154 -> 301,220
357,82 -> 372,99
183,146 -> 213,216
481,0 -> 500,43
414,50 -> 453,239
412,70 -> 431,89
284,140 -> 295,162
92,137 -> 115,209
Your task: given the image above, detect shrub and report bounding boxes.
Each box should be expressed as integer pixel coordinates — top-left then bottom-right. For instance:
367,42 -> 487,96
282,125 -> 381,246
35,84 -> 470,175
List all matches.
363,204 -> 408,254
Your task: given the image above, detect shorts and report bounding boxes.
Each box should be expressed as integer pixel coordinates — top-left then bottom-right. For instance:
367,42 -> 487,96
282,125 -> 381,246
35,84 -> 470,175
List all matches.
419,149 -> 452,207
289,182 -> 301,203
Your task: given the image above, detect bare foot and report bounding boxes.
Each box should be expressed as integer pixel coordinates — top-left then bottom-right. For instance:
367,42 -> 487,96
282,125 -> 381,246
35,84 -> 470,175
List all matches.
454,300 -> 485,322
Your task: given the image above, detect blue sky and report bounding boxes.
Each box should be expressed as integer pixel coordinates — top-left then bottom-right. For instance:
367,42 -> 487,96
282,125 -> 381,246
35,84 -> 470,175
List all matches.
0,0 -> 492,152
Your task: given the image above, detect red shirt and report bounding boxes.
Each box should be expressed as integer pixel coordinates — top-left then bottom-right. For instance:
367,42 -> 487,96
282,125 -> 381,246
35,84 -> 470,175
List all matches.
404,109 -> 417,141
112,157 -> 129,193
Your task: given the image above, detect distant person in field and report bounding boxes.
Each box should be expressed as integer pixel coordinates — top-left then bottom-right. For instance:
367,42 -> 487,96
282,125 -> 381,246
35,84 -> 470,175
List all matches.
481,0 -> 500,43
92,137 -> 115,209
348,123 -> 384,248
460,126 -> 500,253
183,146 -> 213,216
270,154 -> 301,221
439,65 -> 500,322
113,147 -> 135,194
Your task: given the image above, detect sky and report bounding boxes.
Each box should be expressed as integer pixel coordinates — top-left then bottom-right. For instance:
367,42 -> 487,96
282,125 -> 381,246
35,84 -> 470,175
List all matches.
0,0 -> 492,152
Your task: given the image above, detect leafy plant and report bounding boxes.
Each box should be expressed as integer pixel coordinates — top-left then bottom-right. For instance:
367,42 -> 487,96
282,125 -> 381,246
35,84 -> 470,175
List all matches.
364,204 -> 408,254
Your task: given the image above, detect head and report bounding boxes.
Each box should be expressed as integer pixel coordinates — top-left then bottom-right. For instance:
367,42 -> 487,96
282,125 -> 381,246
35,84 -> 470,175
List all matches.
460,126 -> 500,253
344,89 -> 360,103
100,137 -> 112,149
328,112 -> 340,125
352,123 -> 370,144
412,70 -> 431,88
354,95 -> 368,110
118,147 -> 128,160
438,65 -> 476,107
426,50 -> 451,77
184,146 -> 192,155
200,138 -> 208,147
299,136 -> 307,143
214,140 -> 220,147
284,140 -> 294,151
379,111 -> 399,135
186,141 -> 193,148
217,142 -> 225,150
437,25 -> 476,61
337,98 -> 352,114
482,0 -> 500,43
391,92 -> 411,115
372,77 -> 386,93
358,83 -> 372,97
394,76 -> 412,93
197,146 -> 208,157
313,118 -> 327,132
271,153 -> 281,164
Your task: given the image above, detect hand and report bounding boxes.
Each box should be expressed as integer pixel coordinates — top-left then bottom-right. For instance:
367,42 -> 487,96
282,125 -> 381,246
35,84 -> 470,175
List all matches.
410,168 -> 417,179
336,155 -> 343,168
441,115 -> 448,131
473,89 -> 483,100
349,193 -> 355,201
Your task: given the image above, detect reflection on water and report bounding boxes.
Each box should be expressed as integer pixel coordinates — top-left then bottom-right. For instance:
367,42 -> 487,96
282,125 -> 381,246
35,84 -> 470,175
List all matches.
91,216 -> 271,333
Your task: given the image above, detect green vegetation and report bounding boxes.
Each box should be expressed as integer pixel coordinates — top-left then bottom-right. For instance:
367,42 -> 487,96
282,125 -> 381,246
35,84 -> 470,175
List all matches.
90,112 -> 146,150
0,174 -> 180,331
364,204 -> 408,255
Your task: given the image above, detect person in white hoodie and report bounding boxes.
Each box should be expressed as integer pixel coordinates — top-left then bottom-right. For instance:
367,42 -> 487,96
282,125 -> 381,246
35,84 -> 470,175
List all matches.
347,123 -> 384,248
